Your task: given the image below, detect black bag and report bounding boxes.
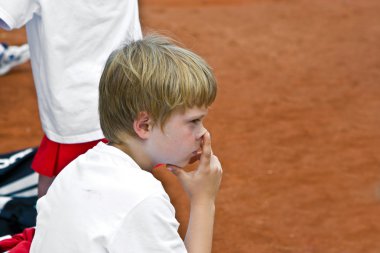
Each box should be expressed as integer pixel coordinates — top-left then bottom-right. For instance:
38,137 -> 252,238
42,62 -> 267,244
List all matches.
0,147 -> 38,236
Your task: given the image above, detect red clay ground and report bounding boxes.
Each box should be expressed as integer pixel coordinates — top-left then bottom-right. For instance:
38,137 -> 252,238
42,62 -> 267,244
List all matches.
1,0 -> 380,252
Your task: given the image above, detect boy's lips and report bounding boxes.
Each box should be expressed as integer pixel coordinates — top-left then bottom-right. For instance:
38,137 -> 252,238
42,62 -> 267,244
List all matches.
189,149 -> 202,164
166,150 -> 201,168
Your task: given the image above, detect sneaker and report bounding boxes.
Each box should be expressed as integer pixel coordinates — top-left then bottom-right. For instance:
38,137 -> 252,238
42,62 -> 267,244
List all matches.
0,43 -> 30,76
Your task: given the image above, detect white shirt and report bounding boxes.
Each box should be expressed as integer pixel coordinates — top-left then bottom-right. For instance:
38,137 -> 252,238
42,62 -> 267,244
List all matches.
30,142 -> 187,252
0,0 -> 142,143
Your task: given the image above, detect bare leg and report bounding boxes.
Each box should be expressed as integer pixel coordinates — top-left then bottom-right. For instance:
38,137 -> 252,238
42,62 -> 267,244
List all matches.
38,174 -> 55,198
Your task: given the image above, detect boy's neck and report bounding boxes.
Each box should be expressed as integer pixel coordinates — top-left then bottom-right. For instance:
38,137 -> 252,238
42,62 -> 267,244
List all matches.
110,138 -> 154,172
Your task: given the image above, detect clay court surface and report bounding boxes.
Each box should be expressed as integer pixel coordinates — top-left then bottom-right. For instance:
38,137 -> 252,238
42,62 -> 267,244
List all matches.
1,0 -> 380,252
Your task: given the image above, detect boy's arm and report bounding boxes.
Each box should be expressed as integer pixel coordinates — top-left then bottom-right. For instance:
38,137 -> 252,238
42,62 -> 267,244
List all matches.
168,132 -> 222,253
185,200 -> 216,253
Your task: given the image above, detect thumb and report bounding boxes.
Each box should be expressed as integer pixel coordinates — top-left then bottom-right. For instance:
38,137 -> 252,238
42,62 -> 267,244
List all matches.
167,166 -> 185,178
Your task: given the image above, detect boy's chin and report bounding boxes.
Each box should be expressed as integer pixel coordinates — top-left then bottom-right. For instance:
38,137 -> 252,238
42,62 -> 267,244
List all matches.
166,155 -> 199,169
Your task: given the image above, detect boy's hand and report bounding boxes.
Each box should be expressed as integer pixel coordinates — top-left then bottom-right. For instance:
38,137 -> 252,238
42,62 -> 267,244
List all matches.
168,132 -> 223,205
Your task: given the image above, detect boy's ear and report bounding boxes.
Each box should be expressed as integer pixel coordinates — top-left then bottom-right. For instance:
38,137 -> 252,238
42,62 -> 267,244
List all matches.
133,112 -> 152,139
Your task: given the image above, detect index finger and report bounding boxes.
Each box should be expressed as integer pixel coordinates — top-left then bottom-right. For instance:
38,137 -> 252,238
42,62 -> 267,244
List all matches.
199,131 -> 212,168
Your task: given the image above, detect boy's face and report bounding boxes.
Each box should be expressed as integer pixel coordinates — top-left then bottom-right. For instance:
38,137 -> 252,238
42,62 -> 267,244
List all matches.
146,106 -> 208,168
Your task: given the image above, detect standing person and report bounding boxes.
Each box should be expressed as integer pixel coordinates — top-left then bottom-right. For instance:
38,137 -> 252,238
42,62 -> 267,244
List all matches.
0,0 -> 142,197
30,34 -> 223,253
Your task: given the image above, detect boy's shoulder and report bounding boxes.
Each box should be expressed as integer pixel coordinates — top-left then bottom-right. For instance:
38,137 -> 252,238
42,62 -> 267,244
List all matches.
48,142 -> 169,217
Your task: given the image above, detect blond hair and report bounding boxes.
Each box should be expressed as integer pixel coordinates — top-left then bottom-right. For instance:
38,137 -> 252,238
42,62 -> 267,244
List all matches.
99,34 -> 217,143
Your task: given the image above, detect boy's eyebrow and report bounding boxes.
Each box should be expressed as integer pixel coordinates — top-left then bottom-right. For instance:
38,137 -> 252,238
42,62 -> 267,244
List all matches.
187,113 -> 207,121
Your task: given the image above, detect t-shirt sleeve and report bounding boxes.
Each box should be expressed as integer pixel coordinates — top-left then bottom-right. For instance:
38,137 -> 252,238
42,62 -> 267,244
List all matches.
0,0 -> 40,30
109,195 -> 187,253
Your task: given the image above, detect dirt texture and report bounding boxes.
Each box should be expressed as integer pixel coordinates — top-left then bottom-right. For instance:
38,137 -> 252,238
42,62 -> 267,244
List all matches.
1,0 -> 380,252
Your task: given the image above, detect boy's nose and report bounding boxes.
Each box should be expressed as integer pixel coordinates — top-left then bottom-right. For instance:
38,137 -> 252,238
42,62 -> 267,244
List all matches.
196,126 -> 207,140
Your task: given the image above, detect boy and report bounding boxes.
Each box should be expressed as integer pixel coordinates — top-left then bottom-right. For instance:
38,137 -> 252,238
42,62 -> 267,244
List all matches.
30,34 -> 223,253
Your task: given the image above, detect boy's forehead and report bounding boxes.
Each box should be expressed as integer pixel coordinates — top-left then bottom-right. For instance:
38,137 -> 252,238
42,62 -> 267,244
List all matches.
175,106 -> 208,118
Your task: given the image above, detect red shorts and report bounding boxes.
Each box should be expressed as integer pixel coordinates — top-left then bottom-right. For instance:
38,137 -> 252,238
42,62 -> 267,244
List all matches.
31,135 -> 107,177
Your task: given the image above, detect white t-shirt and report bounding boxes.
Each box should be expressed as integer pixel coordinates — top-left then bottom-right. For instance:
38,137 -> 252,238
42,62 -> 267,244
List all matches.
0,0 -> 142,143
30,142 -> 187,253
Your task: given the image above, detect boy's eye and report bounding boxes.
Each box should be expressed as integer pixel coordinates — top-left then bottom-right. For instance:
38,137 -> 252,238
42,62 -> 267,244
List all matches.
191,119 -> 201,124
